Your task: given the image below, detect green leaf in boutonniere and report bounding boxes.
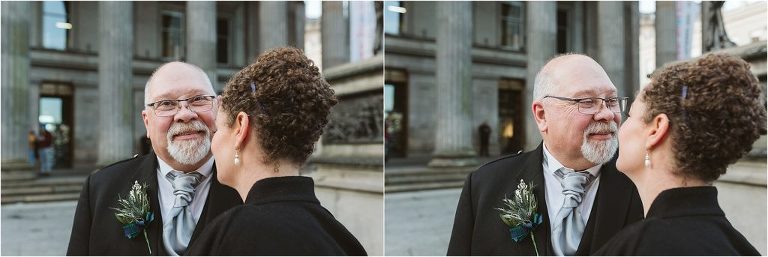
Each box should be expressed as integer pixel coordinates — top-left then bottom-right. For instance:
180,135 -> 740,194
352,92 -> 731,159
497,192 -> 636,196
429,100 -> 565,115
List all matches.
112,180 -> 154,255
497,179 -> 543,255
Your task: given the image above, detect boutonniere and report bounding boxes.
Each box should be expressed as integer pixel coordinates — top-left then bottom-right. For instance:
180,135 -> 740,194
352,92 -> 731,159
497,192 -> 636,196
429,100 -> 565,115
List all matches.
497,179 -> 543,255
113,180 -> 155,255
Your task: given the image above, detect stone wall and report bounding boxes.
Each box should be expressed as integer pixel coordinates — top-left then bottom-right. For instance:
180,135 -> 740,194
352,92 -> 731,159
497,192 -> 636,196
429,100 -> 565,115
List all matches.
309,54 -> 384,255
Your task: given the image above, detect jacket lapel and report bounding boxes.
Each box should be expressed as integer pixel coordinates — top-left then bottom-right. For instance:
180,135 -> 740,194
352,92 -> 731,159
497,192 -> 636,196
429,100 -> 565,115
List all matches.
521,143 -> 554,256
129,152 -> 165,256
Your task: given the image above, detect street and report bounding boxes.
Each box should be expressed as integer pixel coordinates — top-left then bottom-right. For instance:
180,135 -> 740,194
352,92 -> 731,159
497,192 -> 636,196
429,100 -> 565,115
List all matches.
385,188 -> 461,256
1,201 -> 76,255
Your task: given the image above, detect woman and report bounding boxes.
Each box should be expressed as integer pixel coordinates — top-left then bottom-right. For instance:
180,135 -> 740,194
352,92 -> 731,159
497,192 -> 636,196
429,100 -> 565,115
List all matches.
186,47 -> 367,256
595,54 -> 764,255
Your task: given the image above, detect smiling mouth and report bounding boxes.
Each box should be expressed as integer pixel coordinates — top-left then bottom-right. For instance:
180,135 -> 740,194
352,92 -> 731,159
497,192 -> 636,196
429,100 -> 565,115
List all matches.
172,131 -> 204,140
588,132 -> 615,139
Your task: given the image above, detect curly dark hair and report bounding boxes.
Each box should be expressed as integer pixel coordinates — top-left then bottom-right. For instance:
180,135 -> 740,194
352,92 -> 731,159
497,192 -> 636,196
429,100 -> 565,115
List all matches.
220,47 -> 337,165
644,53 -> 766,182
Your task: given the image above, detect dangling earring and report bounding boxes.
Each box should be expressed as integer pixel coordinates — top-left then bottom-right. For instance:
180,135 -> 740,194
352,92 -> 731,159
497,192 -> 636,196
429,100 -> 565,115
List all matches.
644,151 -> 651,169
234,149 -> 241,166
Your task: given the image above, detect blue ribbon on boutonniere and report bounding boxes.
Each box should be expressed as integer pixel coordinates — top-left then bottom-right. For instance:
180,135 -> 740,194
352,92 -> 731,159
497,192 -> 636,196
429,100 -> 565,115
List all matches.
122,212 -> 154,239
509,213 -> 543,242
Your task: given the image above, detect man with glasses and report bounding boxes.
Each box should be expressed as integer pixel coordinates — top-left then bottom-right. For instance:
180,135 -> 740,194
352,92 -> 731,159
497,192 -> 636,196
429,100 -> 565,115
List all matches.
67,62 -> 242,255
448,54 -> 643,255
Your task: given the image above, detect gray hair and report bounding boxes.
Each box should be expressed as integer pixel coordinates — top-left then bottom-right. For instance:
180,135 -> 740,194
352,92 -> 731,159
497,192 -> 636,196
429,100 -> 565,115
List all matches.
532,53 -> 584,100
143,62 -> 213,106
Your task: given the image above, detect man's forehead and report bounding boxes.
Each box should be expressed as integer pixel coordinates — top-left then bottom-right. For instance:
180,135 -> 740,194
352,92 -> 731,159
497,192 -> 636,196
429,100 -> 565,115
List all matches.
148,63 -> 213,98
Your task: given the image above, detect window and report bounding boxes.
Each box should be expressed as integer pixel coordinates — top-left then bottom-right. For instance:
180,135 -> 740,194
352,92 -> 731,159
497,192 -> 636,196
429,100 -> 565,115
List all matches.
384,1 -> 404,35
217,18 -> 229,64
500,2 -> 525,51
42,1 -> 71,50
161,11 -> 184,59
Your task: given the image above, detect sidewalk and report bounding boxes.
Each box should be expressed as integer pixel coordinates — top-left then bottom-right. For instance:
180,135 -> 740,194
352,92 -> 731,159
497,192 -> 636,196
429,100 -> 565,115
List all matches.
385,188 -> 462,255
1,200 -> 77,255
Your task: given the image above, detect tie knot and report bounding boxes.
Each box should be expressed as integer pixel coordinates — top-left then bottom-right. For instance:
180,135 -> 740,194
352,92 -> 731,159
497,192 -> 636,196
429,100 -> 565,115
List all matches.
555,168 -> 595,206
166,171 -> 203,208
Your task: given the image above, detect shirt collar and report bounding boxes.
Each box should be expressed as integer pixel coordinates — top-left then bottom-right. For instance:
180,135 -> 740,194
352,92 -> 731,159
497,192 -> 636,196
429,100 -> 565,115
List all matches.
543,144 -> 602,177
156,155 -> 214,178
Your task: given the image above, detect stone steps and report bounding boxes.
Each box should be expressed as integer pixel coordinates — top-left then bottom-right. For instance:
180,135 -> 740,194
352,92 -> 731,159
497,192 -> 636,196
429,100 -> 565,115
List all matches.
1,172 -> 88,205
384,167 -> 473,193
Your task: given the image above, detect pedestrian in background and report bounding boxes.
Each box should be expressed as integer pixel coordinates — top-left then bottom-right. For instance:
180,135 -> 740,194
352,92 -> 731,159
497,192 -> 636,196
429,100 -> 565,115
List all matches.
478,122 -> 491,157
38,127 -> 55,176
28,129 -> 39,167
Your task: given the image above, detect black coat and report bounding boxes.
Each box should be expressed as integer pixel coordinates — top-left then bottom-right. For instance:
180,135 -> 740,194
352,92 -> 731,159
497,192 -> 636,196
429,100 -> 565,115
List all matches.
594,186 -> 760,255
185,176 -> 367,256
447,143 -> 644,255
66,153 -> 242,255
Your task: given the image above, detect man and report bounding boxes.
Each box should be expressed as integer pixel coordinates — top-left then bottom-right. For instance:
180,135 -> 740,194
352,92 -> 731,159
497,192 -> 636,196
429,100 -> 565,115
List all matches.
447,54 -> 643,255
67,62 -> 242,255
478,121 -> 491,157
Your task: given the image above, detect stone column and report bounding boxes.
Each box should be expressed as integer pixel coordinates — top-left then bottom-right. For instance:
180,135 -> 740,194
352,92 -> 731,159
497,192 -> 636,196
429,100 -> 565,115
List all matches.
655,1 -> 677,68
98,2 -> 134,165
321,1 -> 349,70
428,2 -> 476,167
1,1 -> 32,169
293,2 -> 305,51
260,1 -> 288,53
186,1 -> 218,91
596,2 -> 628,97
524,1 -> 556,151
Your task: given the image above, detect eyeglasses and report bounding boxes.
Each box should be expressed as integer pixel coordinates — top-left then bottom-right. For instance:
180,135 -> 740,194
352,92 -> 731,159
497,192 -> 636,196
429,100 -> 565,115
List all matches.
543,95 -> 628,115
146,95 -> 216,117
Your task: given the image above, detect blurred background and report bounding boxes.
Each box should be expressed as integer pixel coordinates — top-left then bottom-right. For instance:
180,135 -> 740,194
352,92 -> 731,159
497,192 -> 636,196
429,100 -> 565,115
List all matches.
1,1 -> 383,255
383,0 -> 766,255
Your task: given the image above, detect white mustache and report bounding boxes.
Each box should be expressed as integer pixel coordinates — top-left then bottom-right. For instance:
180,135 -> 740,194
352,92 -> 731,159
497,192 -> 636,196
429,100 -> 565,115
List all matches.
167,120 -> 209,140
585,121 -> 618,135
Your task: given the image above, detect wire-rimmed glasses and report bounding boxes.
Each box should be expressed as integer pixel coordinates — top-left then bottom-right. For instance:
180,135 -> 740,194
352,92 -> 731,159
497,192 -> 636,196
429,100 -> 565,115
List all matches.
146,95 -> 216,117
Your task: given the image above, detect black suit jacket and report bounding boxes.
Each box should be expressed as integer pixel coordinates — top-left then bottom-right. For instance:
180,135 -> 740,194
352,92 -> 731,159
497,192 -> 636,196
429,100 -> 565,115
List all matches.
186,176 -> 367,256
447,143 -> 643,255
66,152 -> 242,255
594,187 -> 760,255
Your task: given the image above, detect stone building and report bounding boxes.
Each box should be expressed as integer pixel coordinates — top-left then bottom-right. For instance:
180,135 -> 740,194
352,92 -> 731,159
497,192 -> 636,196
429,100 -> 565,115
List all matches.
2,1 -> 383,254
2,1 -> 305,168
384,1 -> 641,164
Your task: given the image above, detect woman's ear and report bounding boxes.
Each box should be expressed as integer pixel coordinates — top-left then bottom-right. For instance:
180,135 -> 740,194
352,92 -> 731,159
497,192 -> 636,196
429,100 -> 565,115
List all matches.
646,113 -> 670,150
233,112 -> 250,150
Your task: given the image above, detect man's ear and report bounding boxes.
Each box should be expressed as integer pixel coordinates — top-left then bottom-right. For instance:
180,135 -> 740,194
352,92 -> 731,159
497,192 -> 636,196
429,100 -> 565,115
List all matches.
233,112 -> 250,150
532,101 -> 548,133
141,110 -> 150,138
646,113 -> 670,150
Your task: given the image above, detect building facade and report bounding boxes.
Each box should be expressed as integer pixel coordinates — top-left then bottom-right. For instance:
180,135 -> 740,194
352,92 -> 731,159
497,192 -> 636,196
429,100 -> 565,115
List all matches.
2,1 -> 384,254
384,1 -> 641,162
1,1 -> 305,168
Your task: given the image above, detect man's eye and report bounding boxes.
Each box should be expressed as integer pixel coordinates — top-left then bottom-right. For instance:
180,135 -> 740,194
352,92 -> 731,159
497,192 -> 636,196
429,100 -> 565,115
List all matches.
580,99 -> 596,105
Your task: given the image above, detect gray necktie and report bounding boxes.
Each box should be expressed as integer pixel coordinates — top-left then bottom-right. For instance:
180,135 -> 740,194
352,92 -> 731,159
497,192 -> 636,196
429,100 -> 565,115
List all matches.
162,171 -> 203,256
551,168 -> 595,256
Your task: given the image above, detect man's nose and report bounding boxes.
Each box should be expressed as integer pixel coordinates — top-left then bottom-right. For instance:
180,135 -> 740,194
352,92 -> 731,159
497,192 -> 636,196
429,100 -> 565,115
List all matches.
593,102 -> 616,121
174,103 -> 198,122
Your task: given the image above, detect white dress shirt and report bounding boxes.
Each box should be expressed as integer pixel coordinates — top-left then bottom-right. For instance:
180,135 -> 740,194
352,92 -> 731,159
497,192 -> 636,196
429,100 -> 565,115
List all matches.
542,145 -> 601,225
156,156 -> 213,226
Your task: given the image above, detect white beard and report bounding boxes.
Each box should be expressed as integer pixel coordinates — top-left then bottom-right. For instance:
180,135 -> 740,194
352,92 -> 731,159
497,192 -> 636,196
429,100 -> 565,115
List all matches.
581,121 -> 619,165
166,120 -> 211,165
